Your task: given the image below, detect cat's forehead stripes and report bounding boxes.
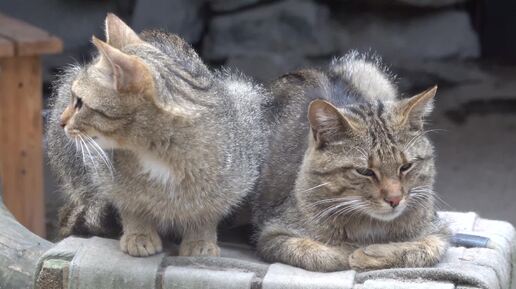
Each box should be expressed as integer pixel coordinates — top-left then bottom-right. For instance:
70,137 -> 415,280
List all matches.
365,102 -> 403,164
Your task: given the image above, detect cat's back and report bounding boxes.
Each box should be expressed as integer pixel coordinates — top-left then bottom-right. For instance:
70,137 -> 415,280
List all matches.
252,69 -> 329,226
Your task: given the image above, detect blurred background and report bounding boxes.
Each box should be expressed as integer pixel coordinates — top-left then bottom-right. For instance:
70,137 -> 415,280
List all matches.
0,0 -> 515,240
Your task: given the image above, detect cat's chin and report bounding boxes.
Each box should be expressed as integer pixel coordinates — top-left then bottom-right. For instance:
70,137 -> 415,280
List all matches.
366,206 -> 406,222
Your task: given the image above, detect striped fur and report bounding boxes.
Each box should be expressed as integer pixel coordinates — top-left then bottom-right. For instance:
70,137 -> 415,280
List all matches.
253,52 -> 449,272
47,15 -> 271,257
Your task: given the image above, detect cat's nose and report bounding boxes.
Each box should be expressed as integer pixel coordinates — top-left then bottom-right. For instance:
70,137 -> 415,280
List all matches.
384,196 -> 401,208
59,119 -> 67,128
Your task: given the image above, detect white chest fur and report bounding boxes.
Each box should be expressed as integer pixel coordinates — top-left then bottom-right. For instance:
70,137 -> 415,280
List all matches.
138,153 -> 175,186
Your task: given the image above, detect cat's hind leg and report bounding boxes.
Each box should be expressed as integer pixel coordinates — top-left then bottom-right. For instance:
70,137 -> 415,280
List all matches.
349,233 -> 449,271
257,225 -> 353,272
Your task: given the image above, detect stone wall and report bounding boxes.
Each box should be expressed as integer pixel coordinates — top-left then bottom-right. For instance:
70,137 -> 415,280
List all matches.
0,0 -> 480,89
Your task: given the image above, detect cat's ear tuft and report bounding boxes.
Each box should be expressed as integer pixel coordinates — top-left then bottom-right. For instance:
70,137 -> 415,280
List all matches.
308,100 -> 358,148
92,36 -> 154,94
398,85 -> 437,129
105,13 -> 142,49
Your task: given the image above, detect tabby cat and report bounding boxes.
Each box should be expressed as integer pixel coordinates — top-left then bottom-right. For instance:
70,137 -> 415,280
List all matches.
47,14 -> 270,257
253,52 -> 449,271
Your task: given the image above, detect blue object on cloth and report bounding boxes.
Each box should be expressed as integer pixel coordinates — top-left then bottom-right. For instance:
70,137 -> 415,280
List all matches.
450,233 -> 490,248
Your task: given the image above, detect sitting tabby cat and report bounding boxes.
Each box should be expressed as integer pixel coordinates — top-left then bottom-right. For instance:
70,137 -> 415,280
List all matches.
253,52 -> 449,271
47,14 -> 270,257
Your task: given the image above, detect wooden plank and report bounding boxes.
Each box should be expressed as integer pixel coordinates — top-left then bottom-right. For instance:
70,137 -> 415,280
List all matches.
0,55 -> 46,237
0,13 -> 62,56
0,35 -> 14,57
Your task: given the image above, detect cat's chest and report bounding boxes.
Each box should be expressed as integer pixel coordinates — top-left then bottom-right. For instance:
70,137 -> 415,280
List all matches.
138,154 -> 176,188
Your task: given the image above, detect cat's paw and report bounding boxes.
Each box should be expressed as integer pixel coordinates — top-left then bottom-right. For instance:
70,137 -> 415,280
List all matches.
349,244 -> 396,271
120,231 -> 163,257
179,240 -> 220,257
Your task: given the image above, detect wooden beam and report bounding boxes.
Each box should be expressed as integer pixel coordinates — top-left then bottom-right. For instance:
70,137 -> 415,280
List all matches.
0,35 -> 14,57
0,13 -> 62,56
0,55 -> 46,237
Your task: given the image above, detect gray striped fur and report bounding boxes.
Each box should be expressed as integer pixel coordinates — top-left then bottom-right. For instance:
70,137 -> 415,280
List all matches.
47,15 -> 271,256
252,52 -> 449,272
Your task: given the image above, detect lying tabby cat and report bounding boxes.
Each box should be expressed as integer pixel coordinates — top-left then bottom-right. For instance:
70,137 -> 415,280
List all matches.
47,14 -> 270,257
253,53 -> 449,271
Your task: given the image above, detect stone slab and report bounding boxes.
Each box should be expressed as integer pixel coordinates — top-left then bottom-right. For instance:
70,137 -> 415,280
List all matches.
262,263 -> 356,289
163,266 -> 255,289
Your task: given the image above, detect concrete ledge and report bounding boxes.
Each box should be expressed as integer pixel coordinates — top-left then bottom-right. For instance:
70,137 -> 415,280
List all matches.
33,212 -> 515,289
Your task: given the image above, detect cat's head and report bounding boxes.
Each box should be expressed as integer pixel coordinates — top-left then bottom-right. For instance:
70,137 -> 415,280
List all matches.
59,14 -> 158,150
297,86 -> 437,222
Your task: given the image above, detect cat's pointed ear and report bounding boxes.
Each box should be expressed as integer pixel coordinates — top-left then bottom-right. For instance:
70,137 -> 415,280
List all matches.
308,100 -> 358,148
398,85 -> 437,129
92,36 -> 153,94
105,13 -> 142,49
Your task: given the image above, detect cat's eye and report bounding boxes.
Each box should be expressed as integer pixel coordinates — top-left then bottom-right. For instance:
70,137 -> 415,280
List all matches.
399,163 -> 413,173
356,168 -> 376,178
74,97 -> 83,110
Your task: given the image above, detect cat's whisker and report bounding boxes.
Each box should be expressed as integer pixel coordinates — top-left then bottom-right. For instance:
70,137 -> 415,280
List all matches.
306,196 -> 363,208
427,191 -> 452,210
409,187 -> 451,210
309,199 -> 366,223
297,183 -> 330,194
332,203 -> 367,220
350,146 -> 368,159
77,137 -> 87,167
403,129 -> 446,152
74,137 -> 79,153
407,192 -> 435,211
79,135 -> 99,175
82,134 -> 115,177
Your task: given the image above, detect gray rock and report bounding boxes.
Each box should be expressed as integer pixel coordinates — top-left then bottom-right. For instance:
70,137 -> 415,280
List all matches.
132,0 -> 206,44
203,0 -> 334,60
209,0 -> 261,12
225,53 -> 308,83
395,0 -> 470,7
333,10 -> 480,61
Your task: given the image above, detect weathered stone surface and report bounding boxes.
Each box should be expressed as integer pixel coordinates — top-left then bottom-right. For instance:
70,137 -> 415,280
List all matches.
0,198 -> 53,289
163,266 -> 255,289
67,237 -> 164,289
132,0 -> 206,43
333,10 -> 480,61
29,213 -> 515,289
262,263 -> 356,289
362,279 -> 455,289
34,259 -> 69,289
203,0 -> 334,60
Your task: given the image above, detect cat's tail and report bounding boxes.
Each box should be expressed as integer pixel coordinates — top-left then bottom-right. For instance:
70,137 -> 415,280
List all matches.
58,196 -> 122,238
329,51 -> 398,102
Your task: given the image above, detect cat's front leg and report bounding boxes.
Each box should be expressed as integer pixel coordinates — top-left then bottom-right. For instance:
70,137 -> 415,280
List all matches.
349,233 -> 448,271
119,210 -> 163,257
257,225 -> 354,272
179,221 -> 220,257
